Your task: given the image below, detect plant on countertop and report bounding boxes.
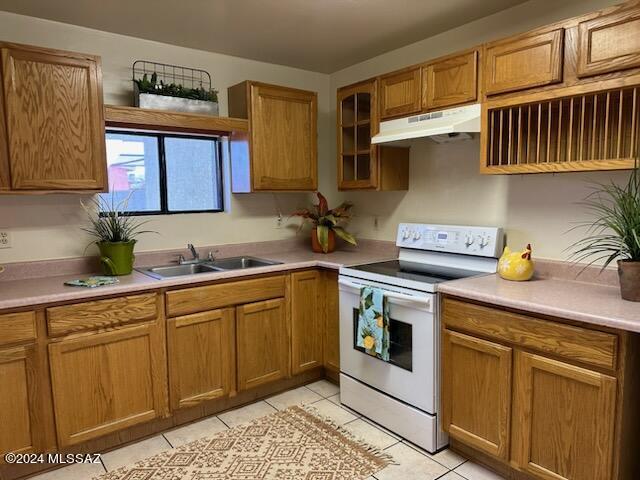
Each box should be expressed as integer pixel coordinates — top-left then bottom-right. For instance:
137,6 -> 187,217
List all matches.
135,72 -> 219,102
568,160 -> 640,301
81,192 -> 156,276
291,192 -> 357,254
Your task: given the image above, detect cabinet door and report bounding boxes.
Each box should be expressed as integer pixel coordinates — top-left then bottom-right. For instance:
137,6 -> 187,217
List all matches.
423,51 -> 477,110
337,80 -> 379,190
167,308 -> 235,410
291,271 -> 322,374
442,329 -> 512,460
483,29 -> 564,95
48,324 -> 168,447
323,271 -> 340,373
1,44 -> 106,190
512,351 -> 616,480
577,9 -> 640,77
236,298 -> 289,391
379,68 -> 421,119
0,345 -> 45,459
250,83 -> 317,191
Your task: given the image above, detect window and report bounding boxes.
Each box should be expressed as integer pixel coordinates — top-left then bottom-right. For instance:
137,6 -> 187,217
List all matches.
101,131 -> 223,215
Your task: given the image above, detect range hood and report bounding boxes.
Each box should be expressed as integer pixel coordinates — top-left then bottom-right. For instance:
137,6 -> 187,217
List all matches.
371,103 -> 481,144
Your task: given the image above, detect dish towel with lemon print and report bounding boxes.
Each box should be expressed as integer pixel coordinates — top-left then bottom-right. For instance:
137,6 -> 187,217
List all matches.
357,286 -> 390,361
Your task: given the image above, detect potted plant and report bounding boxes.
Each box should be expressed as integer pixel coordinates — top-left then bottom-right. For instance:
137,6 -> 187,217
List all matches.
569,162 -> 640,301
292,192 -> 357,253
81,193 -> 155,276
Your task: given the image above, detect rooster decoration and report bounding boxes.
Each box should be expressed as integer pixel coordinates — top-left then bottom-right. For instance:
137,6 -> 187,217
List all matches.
498,244 -> 534,281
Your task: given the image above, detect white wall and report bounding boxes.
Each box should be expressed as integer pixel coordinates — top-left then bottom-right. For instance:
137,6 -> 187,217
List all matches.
0,11 -> 332,263
330,0 -> 628,261
0,0 -> 630,265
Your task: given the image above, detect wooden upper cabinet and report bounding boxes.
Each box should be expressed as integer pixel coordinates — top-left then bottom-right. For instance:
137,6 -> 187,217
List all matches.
0,42 -> 106,191
422,51 -> 478,110
442,329 -> 512,460
236,298 -> 289,391
228,81 -> 317,192
379,67 -> 422,119
48,323 -> 168,447
483,29 -> 564,95
512,351 -> 616,480
167,308 -> 235,410
577,8 -> 640,78
337,80 -> 379,190
0,344 -> 45,459
291,270 -> 323,375
337,80 -> 409,191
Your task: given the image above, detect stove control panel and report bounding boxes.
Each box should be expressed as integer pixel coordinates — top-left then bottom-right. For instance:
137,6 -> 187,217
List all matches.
396,223 -> 504,258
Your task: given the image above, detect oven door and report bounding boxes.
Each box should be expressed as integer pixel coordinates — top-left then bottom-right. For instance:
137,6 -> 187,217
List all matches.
338,276 -> 436,414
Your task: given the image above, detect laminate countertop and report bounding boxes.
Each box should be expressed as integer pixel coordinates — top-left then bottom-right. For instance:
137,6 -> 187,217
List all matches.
438,273 -> 640,334
0,242 -> 397,311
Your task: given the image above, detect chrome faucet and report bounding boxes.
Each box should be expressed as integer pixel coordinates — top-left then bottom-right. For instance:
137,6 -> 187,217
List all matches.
178,244 -> 200,265
188,243 -> 199,261
178,244 -> 218,265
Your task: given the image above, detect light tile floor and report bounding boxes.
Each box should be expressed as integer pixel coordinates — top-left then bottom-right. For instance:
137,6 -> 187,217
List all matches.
31,382 -> 506,480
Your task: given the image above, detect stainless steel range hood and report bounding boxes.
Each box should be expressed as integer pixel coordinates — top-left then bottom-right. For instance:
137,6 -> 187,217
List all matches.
371,103 -> 481,144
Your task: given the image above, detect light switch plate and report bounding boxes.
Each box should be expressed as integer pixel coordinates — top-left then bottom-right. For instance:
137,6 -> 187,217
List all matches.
0,230 -> 11,249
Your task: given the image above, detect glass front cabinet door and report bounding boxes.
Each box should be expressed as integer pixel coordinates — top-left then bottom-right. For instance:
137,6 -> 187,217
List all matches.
337,80 -> 409,191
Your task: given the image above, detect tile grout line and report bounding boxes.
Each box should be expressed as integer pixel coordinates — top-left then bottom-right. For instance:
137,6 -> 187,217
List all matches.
99,456 -> 108,473
162,433 -> 174,449
400,439 -> 468,472
217,416 -> 231,429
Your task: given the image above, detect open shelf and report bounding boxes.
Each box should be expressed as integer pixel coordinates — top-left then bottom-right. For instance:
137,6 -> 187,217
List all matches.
105,105 -> 248,134
483,86 -> 639,174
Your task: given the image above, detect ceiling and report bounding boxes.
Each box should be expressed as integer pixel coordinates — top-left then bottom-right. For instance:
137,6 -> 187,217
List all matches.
0,0 -> 528,73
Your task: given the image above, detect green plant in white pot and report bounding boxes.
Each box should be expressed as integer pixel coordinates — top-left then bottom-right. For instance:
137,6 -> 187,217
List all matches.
569,162 -> 640,301
81,193 -> 155,276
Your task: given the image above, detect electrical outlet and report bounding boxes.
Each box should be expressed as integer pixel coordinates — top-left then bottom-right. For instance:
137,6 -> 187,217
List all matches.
0,230 -> 11,249
276,213 -> 283,229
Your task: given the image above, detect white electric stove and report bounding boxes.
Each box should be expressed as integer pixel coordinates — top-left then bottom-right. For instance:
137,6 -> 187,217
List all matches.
338,223 -> 504,453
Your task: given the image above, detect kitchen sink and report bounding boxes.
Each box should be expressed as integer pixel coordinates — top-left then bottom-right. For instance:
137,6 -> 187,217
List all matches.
139,263 -> 224,279
210,256 -> 282,270
138,256 -> 282,279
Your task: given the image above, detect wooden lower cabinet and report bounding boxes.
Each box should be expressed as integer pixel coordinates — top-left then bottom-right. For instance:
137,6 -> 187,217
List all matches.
442,329 -> 512,460
236,297 -> 289,391
291,270 -> 322,374
167,308 -> 235,410
323,271 -> 340,373
512,352 -> 616,480
441,297 -> 636,480
0,344 -> 44,458
48,323 -> 168,447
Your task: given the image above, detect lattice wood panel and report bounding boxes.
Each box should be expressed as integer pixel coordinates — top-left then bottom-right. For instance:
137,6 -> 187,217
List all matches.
482,86 -> 639,173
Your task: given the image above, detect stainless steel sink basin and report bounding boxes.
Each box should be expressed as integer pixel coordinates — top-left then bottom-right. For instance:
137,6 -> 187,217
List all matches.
138,256 -> 282,279
210,256 -> 282,270
139,263 -> 224,279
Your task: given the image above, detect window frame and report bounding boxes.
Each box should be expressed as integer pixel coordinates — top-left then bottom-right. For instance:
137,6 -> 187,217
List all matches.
103,129 -> 224,216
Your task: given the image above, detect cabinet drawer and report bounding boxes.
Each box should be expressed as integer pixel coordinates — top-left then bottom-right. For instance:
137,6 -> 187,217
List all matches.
166,275 -> 286,317
483,28 -> 564,95
0,311 -> 36,345
577,9 -> 640,77
46,293 -> 158,337
442,298 -> 617,369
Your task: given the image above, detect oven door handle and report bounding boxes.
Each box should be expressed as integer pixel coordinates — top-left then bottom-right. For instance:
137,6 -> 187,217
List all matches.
338,278 -> 432,312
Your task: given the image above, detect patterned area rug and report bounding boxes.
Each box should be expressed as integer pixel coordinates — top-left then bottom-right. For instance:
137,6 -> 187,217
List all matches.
95,406 -> 393,480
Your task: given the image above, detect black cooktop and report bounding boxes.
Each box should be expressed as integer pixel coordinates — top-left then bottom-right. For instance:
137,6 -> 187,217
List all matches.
350,260 -> 486,285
